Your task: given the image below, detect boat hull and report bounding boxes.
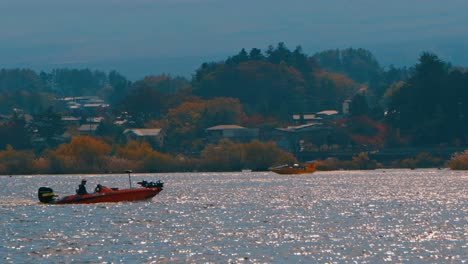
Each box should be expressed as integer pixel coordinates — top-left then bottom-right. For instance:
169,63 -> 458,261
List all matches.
270,164 -> 316,175
53,187 -> 163,204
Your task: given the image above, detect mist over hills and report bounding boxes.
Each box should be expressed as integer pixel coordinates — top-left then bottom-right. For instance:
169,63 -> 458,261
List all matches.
1,0 -> 467,80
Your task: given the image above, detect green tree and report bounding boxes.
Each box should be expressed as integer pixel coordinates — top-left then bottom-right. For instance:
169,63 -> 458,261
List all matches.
32,107 -> 66,148
119,75 -> 191,124
313,48 -> 382,83
0,114 -> 30,150
350,93 -> 369,116
386,52 -> 453,145
102,70 -> 131,104
0,69 -> 43,92
51,68 -> 107,96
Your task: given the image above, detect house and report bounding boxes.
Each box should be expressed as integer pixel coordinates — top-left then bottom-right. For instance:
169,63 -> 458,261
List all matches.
123,128 -> 165,147
206,124 -> 259,143
86,117 -> 105,123
273,122 -> 333,154
291,113 -> 322,124
57,96 -> 109,114
61,116 -> 81,126
78,124 -> 100,135
316,110 -> 339,119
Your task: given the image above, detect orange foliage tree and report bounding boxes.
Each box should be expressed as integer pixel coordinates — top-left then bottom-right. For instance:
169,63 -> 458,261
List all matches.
164,97 -> 245,154
116,140 -> 175,172
0,145 -> 35,174
243,140 -> 297,170
200,139 -> 243,171
49,136 -> 112,173
339,116 -> 388,149
200,139 -> 297,171
116,140 -> 155,160
314,70 -> 360,110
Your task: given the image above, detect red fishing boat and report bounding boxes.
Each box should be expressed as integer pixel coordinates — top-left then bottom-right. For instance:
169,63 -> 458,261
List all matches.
38,180 -> 163,204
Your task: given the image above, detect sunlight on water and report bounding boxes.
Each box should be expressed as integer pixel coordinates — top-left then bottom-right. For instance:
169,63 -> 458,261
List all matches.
0,170 -> 466,263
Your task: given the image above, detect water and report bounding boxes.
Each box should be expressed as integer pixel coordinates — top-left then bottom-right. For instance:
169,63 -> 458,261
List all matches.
1,169 -> 466,263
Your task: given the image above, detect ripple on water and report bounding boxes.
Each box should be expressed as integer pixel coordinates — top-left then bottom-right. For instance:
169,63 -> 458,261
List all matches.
0,170 -> 466,263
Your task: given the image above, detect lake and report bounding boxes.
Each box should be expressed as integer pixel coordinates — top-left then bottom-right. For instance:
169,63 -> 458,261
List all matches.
1,169 -> 466,263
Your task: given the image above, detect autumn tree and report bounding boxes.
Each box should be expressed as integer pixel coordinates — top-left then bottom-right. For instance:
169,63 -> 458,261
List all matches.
314,70 -> 359,110
116,140 -> 156,161
344,116 -> 388,149
49,136 -> 112,173
242,140 -> 297,171
0,145 -> 35,174
164,97 -> 245,154
116,140 -> 175,172
200,139 -> 243,171
200,139 -> 296,171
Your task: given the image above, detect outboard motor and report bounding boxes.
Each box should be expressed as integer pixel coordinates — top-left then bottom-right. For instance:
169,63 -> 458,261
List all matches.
38,187 -> 56,203
137,180 -> 164,188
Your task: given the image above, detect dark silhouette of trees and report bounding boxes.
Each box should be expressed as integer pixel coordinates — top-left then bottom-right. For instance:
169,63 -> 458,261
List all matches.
31,107 -> 66,148
48,68 -> 107,96
386,52 -> 468,146
102,70 -> 131,105
0,69 -> 43,92
313,48 -> 381,83
193,43 -> 330,120
0,114 -> 30,150
118,75 -> 192,124
350,93 -> 369,116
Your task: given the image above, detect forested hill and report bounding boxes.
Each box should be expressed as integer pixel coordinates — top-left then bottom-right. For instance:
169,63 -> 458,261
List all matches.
0,44 -> 400,118
1,43 -> 468,152
191,44 -> 411,119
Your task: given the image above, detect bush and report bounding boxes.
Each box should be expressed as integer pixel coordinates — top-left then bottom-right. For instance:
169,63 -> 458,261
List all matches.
315,152 -> 380,170
393,152 -> 444,169
200,139 -> 297,171
141,151 -> 176,172
0,145 -> 35,174
447,150 -> 468,170
50,136 -> 112,173
105,157 -> 138,173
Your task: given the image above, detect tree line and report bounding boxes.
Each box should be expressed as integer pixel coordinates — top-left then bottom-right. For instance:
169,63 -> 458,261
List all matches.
0,43 -> 468,173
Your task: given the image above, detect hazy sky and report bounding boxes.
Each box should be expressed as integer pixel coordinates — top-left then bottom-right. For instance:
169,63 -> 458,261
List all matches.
1,0 -> 467,79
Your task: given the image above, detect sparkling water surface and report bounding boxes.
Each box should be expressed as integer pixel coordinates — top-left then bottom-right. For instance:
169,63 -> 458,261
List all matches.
0,169 -> 466,263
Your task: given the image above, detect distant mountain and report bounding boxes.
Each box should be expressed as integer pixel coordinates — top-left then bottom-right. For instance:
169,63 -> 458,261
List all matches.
14,55 -> 227,81
3,1 -> 468,80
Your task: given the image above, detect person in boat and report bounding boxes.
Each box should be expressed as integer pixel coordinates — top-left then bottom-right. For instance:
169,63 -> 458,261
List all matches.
76,179 -> 88,195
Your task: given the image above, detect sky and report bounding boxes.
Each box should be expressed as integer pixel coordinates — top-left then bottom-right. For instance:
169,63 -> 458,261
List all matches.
1,0 -> 467,80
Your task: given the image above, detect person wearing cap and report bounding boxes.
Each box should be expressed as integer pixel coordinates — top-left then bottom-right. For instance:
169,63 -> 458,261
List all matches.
76,179 -> 88,195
